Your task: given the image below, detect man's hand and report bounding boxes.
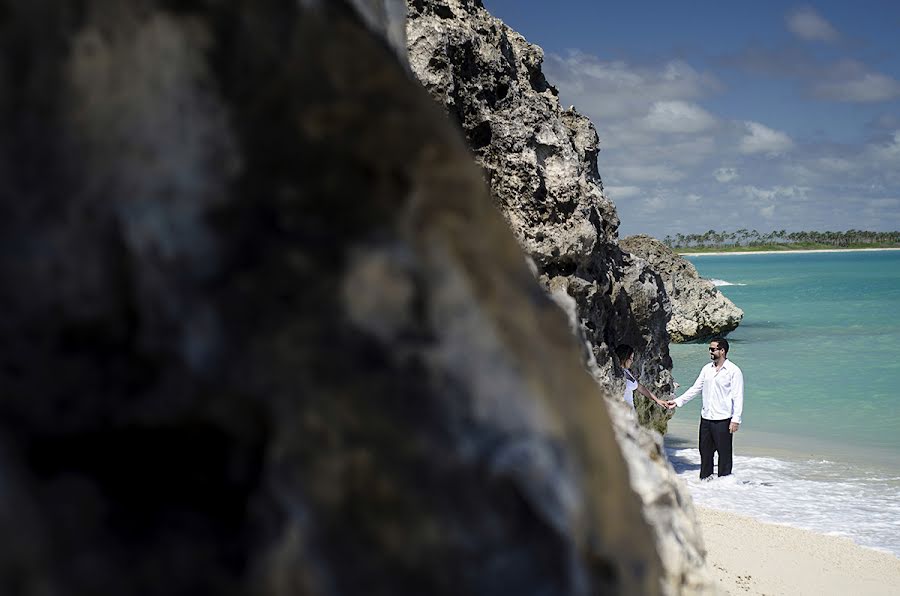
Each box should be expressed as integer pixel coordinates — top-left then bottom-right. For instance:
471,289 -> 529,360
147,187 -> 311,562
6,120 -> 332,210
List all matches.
729,421 -> 740,433
664,400 -> 678,410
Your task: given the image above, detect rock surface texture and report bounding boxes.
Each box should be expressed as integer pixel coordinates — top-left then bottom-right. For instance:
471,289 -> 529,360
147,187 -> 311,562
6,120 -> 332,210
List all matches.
621,235 -> 743,342
0,1 -> 683,595
407,1 -> 717,593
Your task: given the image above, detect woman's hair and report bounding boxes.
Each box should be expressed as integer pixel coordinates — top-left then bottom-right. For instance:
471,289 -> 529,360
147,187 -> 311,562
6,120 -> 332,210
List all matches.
614,344 -> 634,362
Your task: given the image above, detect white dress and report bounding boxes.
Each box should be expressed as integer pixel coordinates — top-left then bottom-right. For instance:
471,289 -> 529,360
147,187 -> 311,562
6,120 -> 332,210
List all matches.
623,369 -> 638,408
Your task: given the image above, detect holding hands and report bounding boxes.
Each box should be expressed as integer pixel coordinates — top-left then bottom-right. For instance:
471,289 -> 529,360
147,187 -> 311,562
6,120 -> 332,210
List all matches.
651,396 -> 668,408
635,384 -> 669,408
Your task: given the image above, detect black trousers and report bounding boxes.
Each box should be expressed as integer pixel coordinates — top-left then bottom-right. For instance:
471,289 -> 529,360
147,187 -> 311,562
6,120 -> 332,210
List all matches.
699,417 -> 733,478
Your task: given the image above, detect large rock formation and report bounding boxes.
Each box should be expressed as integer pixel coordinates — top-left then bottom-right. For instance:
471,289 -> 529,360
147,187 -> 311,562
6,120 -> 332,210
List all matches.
407,0 -> 672,423
407,2 -> 715,593
0,1 -> 682,594
621,235 -> 743,342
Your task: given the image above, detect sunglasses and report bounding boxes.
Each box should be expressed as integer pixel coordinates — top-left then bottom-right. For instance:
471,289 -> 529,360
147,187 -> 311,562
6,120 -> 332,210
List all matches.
708,347 -> 722,352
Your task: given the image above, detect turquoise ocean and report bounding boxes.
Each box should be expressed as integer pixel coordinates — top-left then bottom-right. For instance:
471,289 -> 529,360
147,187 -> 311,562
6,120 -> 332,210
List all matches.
664,250 -> 900,556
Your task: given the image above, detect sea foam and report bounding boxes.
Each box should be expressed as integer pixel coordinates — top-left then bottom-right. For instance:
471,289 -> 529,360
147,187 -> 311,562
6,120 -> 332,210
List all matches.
666,445 -> 900,556
709,278 -> 746,286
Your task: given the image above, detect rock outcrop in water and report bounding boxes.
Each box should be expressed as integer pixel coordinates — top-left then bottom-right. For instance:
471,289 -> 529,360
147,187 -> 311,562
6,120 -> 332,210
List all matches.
407,1 -> 715,593
0,1 -> 689,594
621,235 -> 743,342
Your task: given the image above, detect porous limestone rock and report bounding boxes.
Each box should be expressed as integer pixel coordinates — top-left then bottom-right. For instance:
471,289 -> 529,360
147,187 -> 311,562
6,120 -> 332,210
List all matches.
0,1 -> 671,594
621,235 -> 743,342
407,2 -> 718,593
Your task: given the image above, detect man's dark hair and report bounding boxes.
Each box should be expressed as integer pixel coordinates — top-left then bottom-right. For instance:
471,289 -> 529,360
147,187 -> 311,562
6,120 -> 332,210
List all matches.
615,344 -> 634,362
711,337 -> 729,354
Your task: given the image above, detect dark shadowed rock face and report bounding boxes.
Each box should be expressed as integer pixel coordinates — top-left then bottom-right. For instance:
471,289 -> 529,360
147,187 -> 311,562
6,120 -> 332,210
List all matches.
407,2 -> 718,593
621,235 -> 743,342
0,1 -> 666,595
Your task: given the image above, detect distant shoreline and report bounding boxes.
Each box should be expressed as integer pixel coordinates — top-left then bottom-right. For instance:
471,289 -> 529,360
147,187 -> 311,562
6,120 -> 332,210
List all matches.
679,247 -> 900,256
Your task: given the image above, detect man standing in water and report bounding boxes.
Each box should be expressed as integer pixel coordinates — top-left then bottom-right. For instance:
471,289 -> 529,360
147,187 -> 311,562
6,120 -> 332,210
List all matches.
665,338 -> 744,479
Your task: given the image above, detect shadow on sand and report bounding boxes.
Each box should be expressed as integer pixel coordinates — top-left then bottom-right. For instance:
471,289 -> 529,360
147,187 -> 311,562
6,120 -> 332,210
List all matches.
662,433 -> 700,475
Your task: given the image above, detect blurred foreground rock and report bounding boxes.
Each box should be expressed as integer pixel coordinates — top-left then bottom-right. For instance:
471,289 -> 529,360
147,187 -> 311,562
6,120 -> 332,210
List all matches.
0,1 -> 676,594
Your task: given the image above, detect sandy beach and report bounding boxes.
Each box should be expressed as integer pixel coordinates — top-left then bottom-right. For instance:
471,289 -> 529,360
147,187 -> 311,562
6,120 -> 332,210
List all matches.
696,506 -> 900,595
680,247 -> 900,256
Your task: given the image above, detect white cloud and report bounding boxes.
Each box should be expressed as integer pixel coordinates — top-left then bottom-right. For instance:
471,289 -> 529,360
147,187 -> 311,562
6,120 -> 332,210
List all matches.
787,7 -> 839,42
540,48 -> 897,238
612,164 -> 685,183
867,198 -> 900,208
740,185 -> 809,202
605,185 -> 642,200
714,167 -> 738,183
866,131 -> 900,172
869,114 -> 900,132
779,162 -> 817,184
739,121 -> 794,155
858,197 -> 900,221
813,72 -> 900,103
600,125 -> 715,165
544,52 -> 719,119
663,136 -> 717,166
596,124 -> 658,149
640,195 -> 668,212
807,60 -> 900,103
815,157 -> 855,173
731,185 -> 809,222
742,186 -> 777,202
641,101 -> 717,133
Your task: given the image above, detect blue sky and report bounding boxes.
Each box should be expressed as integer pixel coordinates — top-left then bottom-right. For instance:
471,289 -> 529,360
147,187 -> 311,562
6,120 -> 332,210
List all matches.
481,1 -> 900,239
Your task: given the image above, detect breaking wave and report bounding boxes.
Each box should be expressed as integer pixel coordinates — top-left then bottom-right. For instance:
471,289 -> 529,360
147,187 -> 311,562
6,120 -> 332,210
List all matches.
710,278 -> 746,286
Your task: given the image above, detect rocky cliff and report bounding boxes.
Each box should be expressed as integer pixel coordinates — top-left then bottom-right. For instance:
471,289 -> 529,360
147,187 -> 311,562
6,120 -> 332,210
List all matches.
407,1 -> 715,593
0,1 -> 713,595
407,0 -> 673,426
621,235 -> 743,342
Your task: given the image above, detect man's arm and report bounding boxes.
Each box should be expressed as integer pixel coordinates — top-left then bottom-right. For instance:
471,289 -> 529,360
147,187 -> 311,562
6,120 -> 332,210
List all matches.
671,368 -> 705,407
729,367 -> 744,431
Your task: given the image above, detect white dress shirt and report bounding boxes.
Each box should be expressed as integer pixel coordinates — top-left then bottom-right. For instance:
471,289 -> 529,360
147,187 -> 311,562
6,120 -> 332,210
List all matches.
674,359 -> 744,423
623,370 -> 638,408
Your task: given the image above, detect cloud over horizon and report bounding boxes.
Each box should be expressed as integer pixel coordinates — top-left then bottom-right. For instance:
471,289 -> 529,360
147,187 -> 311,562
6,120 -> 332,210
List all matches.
786,7 -> 840,42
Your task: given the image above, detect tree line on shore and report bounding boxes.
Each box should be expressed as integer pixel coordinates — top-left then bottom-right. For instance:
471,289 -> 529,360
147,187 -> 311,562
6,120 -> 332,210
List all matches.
662,229 -> 900,250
